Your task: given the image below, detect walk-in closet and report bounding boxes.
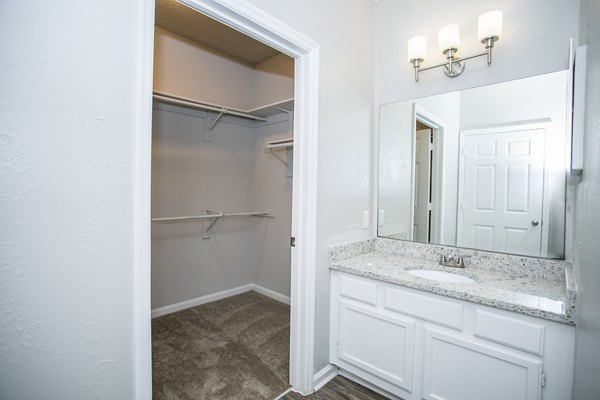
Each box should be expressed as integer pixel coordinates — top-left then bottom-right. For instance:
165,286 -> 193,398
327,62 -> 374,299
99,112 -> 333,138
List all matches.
150,1 -> 294,398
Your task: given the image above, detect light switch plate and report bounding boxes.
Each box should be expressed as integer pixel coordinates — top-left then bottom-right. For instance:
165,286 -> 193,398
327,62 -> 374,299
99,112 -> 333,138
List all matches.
378,209 -> 385,226
362,211 -> 369,229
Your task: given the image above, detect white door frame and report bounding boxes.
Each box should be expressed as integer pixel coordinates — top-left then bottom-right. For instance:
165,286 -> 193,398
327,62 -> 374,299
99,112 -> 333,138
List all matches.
133,1 -> 320,398
415,105 -> 446,245
457,121 -> 550,256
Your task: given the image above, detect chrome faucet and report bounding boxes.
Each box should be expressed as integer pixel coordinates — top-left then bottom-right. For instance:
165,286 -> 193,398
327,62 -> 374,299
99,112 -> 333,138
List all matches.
456,255 -> 471,268
435,251 -> 470,268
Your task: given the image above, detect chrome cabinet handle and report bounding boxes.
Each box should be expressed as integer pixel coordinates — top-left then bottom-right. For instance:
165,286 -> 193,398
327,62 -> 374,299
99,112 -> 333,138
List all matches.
531,220 -> 539,226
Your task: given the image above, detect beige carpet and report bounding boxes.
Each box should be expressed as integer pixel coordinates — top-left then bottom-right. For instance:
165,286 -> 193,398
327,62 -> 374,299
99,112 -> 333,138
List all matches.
152,291 -> 290,400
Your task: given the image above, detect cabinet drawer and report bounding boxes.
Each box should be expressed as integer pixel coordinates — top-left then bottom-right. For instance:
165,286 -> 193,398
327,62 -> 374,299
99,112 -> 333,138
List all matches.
384,286 -> 463,330
474,310 -> 545,355
340,274 -> 377,305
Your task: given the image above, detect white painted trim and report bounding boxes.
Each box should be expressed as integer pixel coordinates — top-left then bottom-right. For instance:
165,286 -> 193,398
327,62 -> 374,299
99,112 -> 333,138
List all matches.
273,387 -> 294,400
415,105 -> 447,245
152,284 -> 251,318
570,42 -> 585,175
289,46 -> 320,395
252,284 -> 291,305
132,1 -> 155,399
151,284 -> 290,318
372,104 -> 381,237
408,103 -> 417,240
313,364 -> 339,391
564,40 -> 578,261
134,0 -> 319,396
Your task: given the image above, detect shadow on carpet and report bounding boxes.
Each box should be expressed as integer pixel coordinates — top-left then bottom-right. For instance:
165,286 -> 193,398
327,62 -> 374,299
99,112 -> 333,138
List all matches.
152,291 -> 290,400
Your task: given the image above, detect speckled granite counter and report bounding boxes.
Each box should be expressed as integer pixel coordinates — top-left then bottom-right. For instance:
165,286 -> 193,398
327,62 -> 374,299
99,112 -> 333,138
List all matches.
330,238 -> 577,325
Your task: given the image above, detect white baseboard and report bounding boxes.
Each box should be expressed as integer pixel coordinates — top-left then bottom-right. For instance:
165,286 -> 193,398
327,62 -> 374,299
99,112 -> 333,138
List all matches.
313,364 -> 339,391
151,283 -> 290,318
273,387 -> 294,400
251,283 -> 291,305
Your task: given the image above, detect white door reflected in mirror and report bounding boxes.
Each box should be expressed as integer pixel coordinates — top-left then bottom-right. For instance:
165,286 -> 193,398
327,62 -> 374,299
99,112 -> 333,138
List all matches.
378,71 -> 569,259
458,124 -> 546,257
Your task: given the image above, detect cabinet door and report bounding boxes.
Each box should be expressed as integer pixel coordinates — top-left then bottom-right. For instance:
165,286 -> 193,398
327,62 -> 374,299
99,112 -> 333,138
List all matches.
422,328 -> 542,400
338,300 -> 415,392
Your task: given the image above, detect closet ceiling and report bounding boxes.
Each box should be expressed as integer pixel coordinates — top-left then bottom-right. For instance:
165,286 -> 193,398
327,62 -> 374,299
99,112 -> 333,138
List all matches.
155,0 -> 281,65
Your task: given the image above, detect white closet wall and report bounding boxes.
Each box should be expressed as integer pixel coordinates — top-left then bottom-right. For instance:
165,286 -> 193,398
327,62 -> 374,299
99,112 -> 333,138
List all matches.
253,54 -> 295,107
154,27 -> 294,110
152,107 -> 258,308
151,27 -> 294,310
154,27 -> 256,110
251,113 -> 293,297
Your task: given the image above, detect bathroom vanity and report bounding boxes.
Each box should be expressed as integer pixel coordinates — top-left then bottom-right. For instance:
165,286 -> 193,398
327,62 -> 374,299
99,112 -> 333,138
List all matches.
329,238 -> 576,400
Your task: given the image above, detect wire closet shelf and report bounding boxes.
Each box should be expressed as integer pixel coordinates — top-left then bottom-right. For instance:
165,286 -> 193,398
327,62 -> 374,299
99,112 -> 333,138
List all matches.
151,209 -> 274,231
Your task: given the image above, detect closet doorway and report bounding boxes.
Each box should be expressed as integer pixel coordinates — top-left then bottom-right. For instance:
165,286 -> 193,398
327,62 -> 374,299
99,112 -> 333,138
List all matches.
133,0 -> 320,398
150,1 -> 295,399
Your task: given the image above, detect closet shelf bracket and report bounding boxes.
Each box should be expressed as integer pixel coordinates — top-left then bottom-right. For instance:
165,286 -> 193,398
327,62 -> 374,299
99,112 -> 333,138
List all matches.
265,138 -> 294,150
265,138 -> 294,174
208,111 -> 225,132
204,209 -> 275,232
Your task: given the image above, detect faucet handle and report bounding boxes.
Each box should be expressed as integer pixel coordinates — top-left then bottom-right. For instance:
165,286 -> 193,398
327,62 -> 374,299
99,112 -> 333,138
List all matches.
456,255 -> 471,268
434,250 -> 452,263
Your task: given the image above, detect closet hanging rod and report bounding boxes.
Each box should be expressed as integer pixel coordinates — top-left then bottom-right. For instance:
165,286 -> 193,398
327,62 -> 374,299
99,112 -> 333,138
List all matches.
265,140 -> 293,150
151,210 -> 274,224
151,213 -> 223,223
205,210 -> 273,231
223,211 -> 273,218
153,91 -> 269,122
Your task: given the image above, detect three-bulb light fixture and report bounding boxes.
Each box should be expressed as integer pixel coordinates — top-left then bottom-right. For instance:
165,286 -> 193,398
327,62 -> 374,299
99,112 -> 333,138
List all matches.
408,11 -> 503,81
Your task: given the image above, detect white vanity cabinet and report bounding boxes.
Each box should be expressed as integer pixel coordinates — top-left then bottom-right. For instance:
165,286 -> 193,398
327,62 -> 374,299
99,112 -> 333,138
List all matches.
329,271 -> 575,400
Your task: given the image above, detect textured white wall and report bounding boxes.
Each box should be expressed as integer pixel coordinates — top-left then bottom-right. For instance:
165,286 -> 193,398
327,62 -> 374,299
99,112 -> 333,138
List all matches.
245,0 -> 375,372
0,1 -> 136,399
251,114 -> 294,296
375,0 -> 580,105
573,0 -> 600,397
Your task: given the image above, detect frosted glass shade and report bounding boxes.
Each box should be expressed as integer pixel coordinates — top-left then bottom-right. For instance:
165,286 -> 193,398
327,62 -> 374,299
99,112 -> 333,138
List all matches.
408,36 -> 427,62
438,24 -> 460,52
478,11 -> 503,42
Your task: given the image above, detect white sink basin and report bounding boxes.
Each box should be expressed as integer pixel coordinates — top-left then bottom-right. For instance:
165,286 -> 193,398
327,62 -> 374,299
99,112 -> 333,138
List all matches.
407,269 -> 475,284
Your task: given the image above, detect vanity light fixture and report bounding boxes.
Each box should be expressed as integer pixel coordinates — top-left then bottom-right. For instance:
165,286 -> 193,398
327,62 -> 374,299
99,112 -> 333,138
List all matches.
408,10 -> 503,81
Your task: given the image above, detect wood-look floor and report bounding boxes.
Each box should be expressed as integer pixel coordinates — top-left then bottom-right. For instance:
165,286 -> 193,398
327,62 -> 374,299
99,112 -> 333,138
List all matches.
280,375 -> 389,400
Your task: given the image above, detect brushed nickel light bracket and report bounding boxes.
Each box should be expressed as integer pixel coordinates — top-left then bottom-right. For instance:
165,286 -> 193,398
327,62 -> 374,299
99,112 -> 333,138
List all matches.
408,11 -> 502,82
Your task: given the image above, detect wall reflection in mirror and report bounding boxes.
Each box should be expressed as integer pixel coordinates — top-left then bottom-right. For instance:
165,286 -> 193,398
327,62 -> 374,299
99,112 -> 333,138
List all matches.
378,71 -> 569,259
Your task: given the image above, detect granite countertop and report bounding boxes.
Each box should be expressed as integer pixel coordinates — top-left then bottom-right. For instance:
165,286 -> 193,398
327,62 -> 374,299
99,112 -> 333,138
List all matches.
330,239 -> 577,325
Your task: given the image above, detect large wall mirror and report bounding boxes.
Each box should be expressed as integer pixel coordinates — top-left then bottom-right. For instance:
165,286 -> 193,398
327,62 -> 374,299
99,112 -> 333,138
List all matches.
378,71 -> 569,259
